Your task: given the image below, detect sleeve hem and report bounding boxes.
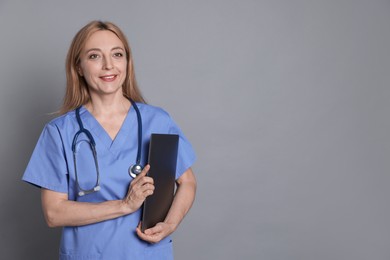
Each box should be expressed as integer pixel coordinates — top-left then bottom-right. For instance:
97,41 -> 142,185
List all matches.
22,176 -> 68,194
175,155 -> 197,180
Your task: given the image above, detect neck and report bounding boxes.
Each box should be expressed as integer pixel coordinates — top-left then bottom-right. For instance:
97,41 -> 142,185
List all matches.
85,92 -> 130,117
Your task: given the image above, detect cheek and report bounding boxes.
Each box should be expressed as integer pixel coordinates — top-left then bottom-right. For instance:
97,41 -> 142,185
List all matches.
80,71 -> 99,89
81,70 -> 93,82
117,61 -> 127,73
117,62 -> 128,80
80,64 -> 99,81
80,60 -> 100,73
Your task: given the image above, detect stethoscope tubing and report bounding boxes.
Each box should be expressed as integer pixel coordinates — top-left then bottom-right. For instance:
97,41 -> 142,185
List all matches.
72,98 -> 143,196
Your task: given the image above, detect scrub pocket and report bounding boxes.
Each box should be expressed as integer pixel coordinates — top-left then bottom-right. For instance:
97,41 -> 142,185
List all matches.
144,240 -> 173,260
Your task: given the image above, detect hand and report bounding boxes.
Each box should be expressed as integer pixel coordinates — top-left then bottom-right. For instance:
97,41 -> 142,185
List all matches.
136,221 -> 177,244
122,165 -> 154,213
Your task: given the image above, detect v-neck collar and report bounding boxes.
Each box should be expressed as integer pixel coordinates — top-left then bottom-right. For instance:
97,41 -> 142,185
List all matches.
78,105 -> 136,154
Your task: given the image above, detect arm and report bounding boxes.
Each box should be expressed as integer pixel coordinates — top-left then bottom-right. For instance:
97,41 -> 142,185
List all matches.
136,167 -> 197,243
42,165 -> 154,227
42,190 -> 128,227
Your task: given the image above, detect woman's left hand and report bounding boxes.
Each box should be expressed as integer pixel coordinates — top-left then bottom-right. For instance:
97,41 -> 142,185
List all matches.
136,222 -> 176,243
136,168 -> 196,243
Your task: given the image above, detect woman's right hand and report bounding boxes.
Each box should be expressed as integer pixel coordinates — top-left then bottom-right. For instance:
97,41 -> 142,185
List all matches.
122,165 -> 154,214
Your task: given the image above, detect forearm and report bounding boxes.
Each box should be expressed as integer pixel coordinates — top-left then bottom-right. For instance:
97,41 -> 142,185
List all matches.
164,170 -> 197,230
41,189 -> 130,227
42,166 -> 153,228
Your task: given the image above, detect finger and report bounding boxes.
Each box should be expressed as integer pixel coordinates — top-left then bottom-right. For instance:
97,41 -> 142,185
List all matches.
142,187 -> 154,198
140,164 -> 150,176
136,225 -> 146,238
141,182 -> 155,191
134,165 -> 149,181
133,178 -> 154,194
144,224 -> 163,236
136,223 -> 166,243
139,177 -> 154,187
140,165 -> 154,184
131,182 -> 154,199
136,222 -> 143,234
130,165 -> 151,187
137,230 -> 161,244
136,223 -> 155,241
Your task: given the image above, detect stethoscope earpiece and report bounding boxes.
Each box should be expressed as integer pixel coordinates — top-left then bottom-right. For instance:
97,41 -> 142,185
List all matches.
129,164 -> 143,178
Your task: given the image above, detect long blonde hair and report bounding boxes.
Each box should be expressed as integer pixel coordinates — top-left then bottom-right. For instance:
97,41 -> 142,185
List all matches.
60,21 -> 145,114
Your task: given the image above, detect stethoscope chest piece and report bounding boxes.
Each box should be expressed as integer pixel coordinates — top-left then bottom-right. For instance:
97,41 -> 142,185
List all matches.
129,164 -> 143,178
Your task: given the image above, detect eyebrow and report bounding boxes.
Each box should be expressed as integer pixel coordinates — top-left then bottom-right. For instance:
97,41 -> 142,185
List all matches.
85,46 -> 125,53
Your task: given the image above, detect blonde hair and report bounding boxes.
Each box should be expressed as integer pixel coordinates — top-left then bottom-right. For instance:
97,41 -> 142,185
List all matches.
60,21 -> 145,114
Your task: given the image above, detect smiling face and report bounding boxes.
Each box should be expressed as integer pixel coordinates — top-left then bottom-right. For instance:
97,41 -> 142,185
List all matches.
78,30 -> 127,98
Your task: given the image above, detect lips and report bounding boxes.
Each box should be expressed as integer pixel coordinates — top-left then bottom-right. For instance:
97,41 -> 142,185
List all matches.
100,75 -> 117,82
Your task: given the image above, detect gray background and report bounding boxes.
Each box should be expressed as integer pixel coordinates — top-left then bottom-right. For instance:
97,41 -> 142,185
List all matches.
1,0 -> 389,259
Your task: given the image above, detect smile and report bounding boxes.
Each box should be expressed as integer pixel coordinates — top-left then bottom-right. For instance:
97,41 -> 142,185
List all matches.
100,75 -> 117,82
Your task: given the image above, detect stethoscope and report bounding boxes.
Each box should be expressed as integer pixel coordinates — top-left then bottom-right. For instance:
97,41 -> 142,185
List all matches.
72,99 -> 143,196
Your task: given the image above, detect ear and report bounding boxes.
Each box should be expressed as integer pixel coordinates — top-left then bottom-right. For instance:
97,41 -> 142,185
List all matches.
77,66 -> 83,76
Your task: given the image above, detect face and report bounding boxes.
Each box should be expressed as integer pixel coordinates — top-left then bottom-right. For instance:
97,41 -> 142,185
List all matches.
78,30 -> 127,97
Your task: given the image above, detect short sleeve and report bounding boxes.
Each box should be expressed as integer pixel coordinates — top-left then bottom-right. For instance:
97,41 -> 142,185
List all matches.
167,117 -> 196,179
22,123 -> 68,193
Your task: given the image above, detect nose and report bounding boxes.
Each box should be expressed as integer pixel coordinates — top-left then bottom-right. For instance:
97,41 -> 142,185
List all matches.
103,56 -> 114,70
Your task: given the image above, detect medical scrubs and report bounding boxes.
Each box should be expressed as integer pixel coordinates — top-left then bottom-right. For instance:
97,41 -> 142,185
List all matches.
22,103 -> 196,260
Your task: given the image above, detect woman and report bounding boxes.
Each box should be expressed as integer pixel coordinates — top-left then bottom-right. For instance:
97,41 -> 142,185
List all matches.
22,21 -> 196,259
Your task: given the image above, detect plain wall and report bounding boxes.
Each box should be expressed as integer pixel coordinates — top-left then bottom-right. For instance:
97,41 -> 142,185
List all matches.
0,0 -> 389,259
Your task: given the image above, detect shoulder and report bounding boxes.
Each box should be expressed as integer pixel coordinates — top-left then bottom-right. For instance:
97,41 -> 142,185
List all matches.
136,103 -> 171,120
45,110 -> 77,132
136,103 -> 178,131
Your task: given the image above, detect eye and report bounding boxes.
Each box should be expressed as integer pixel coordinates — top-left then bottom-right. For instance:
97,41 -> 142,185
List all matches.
113,52 -> 124,58
88,54 -> 99,59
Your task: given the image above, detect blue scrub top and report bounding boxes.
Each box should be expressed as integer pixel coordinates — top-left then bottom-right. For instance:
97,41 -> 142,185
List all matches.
22,103 -> 196,260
